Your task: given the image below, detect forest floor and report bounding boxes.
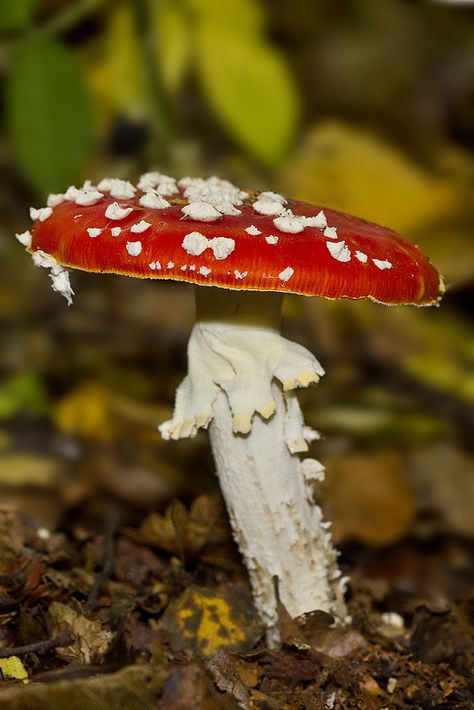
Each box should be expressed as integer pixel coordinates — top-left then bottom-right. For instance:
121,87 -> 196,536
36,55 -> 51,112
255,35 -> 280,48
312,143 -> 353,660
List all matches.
0,477 -> 471,709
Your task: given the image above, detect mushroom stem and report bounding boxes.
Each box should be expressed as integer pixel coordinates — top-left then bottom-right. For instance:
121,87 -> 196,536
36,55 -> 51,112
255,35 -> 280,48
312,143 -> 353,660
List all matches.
161,287 -> 347,643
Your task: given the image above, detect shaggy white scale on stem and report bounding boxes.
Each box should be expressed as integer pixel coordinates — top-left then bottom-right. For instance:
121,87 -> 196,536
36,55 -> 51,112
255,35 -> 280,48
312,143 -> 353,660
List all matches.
159,288 -> 347,643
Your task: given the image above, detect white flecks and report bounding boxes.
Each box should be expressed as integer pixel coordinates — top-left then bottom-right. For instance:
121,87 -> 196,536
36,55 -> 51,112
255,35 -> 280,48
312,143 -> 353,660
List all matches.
98,178 -> 136,199
381,612 -> 405,629
323,226 -> 338,239
96,178 -> 114,192
126,241 -> 142,257
234,270 -> 247,279
138,192 -> 170,209
50,269 -> 74,305
245,225 -> 261,236
110,180 -> 135,199
387,678 -> 397,695
182,201 -> 222,222
149,261 -> 161,270
265,235 -> 279,245
373,258 -> 393,270
216,201 -> 242,216
47,193 -> 65,208
273,210 -> 306,234
326,240 -> 351,262
182,231 -> 235,260
252,190 -> 287,218
279,266 -> 294,282
130,219 -> 151,234
182,231 -> 209,256
180,176 -> 248,216
189,264 -> 196,271
355,250 -> 368,263
36,527 -> 51,540
87,228 -> 102,238
64,185 -> 81,201
181,265 -> 187,271
111,227 -> 122,237
138,172 -> 178,196
259,191 -> 287,205
74,214 -> 83,220
210,237 -> 235,260
177,176 -> 194,189
32,250 -> 57,269
167,261 -> 174,269
305,210 -> 327,228
199,266 -> 211,276
30,207 -> 52,222
75,190 -> 103,206
15,230 -> 32,248
252,198 -> 285,216
105,202 -> 133,220
31,250 -> 74,305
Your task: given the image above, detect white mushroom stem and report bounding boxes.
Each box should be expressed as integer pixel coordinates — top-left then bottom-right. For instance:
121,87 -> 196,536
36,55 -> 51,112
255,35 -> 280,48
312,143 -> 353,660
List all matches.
160,288 -> 347,643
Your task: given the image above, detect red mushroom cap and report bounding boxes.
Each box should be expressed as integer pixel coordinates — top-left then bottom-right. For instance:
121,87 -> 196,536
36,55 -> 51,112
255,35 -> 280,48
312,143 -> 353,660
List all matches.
27,175 -> 443,306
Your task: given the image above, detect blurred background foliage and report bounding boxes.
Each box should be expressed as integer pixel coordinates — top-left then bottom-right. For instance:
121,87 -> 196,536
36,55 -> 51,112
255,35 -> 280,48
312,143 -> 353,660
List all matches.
0,0 -> 473,548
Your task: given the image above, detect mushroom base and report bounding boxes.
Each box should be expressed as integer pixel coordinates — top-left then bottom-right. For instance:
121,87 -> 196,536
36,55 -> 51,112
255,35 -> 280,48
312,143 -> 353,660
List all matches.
209,384 -> 347,643
159,288 -> 347,642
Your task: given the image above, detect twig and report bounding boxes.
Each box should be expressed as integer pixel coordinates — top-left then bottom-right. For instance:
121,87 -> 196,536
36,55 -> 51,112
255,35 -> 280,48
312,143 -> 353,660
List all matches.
0,631 -> 73,658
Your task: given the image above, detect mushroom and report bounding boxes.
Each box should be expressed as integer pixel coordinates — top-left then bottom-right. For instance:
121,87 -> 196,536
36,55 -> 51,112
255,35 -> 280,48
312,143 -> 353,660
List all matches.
18,174 -> 443,643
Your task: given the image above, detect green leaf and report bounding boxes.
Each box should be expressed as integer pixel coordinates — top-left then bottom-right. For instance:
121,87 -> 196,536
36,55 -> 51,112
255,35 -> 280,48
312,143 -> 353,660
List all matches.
7,39 -> 94,195
0,0 -> 36,32
195,20 -> 300,166
0,371 -> 50,420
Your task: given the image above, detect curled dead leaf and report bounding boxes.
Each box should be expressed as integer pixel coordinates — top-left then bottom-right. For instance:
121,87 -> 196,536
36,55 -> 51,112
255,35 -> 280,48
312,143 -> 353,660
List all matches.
48,601 -> 113,664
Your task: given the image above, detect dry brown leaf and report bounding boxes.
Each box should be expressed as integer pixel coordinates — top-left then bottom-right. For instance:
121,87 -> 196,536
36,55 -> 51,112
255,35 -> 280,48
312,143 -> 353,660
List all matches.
324,452 -> 415,545
408,442 -> 474,536
135,494 -> 236,569
48,601 -> 113,664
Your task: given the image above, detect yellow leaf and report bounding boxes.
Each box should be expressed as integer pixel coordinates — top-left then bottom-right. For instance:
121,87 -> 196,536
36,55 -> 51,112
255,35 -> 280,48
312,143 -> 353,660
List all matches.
152,0 -> 190,92
0,454 -> 57,487
162,584 -> 262,657
281,121 -> 460,234
101,2 -> 148,118
195,8 -> 300,166
0,656 -> 28,683
54,383 -> 116,442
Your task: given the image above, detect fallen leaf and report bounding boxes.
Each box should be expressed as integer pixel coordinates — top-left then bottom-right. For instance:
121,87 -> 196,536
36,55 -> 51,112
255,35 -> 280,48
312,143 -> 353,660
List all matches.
0,664 -> 165,710
207,650 -> 253,709
54,383 -> 116,442
0,454 -> 57,488
323,452 -> 415,545
0,656 -> 28,683
161,584 -> 262,658
48,602 -> 113,664
134,494 -> 236,569
408,442 -> 474,536
281,121 -> 461,235
157,661 -> 228,710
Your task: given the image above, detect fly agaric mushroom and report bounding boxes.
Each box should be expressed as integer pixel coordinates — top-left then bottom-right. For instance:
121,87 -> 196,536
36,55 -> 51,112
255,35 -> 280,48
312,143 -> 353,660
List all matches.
17,174 -> 443,643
